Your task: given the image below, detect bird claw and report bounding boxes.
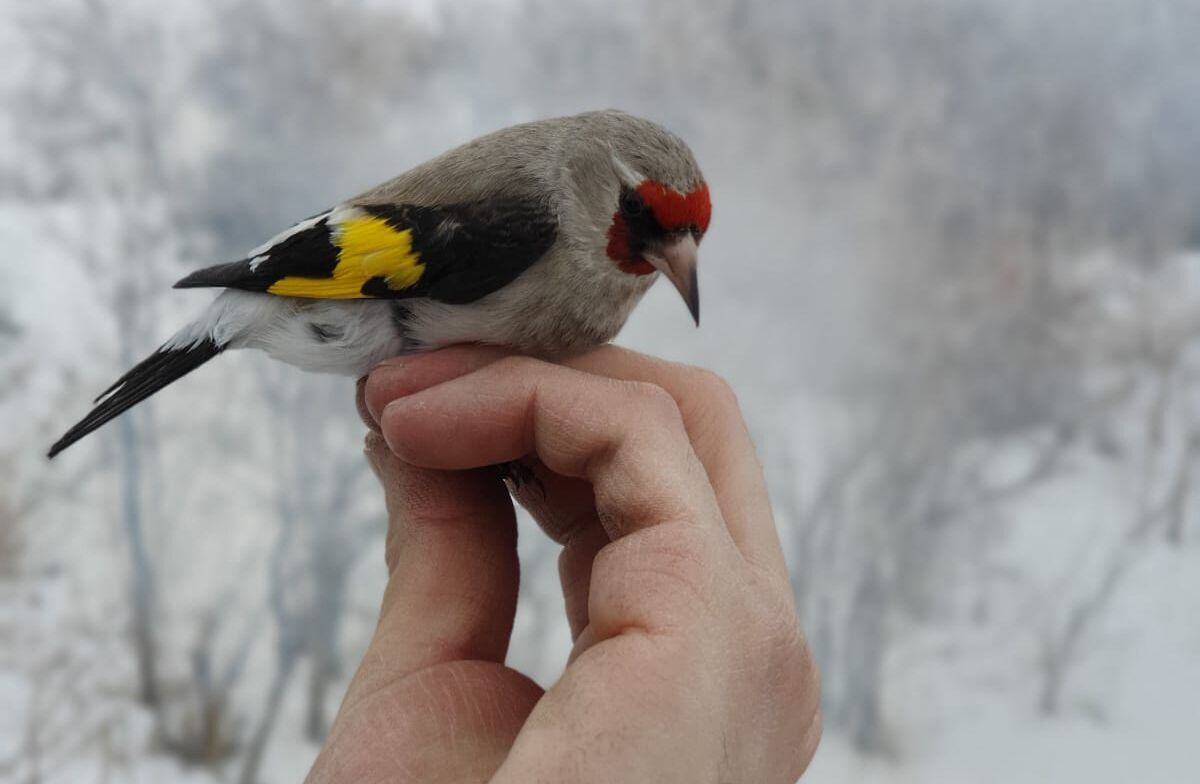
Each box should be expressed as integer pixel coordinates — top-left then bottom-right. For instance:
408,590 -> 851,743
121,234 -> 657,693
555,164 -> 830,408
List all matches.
495,460 -> 545,498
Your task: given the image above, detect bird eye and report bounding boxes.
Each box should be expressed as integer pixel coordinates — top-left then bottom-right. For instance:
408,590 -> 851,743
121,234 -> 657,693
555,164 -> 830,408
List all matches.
620,191 -> 644,217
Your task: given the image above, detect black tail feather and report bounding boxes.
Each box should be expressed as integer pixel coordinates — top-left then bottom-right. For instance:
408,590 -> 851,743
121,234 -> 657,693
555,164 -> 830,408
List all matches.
48,338 -> 224,459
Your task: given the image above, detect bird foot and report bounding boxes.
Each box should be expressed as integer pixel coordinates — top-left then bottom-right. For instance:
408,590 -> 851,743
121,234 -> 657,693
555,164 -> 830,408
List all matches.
495,460 -> 545,498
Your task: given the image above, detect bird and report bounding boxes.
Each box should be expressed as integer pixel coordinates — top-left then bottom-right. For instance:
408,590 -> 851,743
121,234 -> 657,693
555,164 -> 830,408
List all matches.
47,109 -> 711,458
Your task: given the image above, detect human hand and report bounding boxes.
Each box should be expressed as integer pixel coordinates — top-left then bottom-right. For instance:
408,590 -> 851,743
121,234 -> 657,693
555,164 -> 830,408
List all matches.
307,346 -> 820,783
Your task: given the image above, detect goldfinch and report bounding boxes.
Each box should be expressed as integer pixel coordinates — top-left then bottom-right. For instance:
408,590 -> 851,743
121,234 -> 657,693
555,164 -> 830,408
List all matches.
48,110 -> 711,458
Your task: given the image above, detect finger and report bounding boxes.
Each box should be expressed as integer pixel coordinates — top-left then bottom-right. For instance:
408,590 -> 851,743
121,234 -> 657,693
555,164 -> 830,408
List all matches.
494,535 -> 733,782
355,376 -> 380,433
505,457 -> 597,544
378,356 -> 726,544
338,433 -> 520,714
503,459 -> 605,638
311,661 -> 542,784
566,346 -> 786,576
558,521 -> 609,640
371,346 -> 784,576
363,345 -> 510,427
370,348 -> 596,544
369,349 -> 612,634
368,345 -> 782,620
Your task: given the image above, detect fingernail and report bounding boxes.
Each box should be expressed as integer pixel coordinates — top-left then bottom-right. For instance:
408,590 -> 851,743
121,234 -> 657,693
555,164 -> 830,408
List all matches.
363,431 -> 388,480
356,376 -> 382,433
379,399 -> 415,455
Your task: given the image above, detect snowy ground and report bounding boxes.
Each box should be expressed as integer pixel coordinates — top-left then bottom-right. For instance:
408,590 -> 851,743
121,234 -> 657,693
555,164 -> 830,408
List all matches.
808,481 -> 1200,784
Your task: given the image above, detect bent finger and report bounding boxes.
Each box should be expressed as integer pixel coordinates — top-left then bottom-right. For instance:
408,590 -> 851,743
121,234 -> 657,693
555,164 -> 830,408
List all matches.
378,356 -> 725,544
363,346 -> 510,428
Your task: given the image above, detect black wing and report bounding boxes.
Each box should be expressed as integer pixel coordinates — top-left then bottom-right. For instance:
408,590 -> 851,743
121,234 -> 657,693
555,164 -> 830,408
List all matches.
175,200 -> 558,304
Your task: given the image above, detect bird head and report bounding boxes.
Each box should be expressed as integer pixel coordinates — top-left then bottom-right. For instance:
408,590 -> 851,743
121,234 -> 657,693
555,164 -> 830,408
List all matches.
606,154 -> 709,325
566,111 -> 710,326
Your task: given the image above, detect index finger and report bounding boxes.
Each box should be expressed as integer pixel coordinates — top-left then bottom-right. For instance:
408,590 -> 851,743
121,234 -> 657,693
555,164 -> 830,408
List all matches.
378,355 -> 726,545
364,346 -> 785,576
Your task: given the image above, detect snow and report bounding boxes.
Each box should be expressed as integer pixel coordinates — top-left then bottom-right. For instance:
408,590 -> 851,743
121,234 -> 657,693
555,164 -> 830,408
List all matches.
807,542 -> 1200,784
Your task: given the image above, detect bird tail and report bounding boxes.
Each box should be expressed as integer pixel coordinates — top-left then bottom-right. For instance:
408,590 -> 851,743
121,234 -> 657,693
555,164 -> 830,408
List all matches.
47,337 -> 224,459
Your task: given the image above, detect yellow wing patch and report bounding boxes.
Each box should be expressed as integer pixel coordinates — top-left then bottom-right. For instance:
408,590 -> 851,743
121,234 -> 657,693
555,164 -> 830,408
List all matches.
267,214 -> 425,298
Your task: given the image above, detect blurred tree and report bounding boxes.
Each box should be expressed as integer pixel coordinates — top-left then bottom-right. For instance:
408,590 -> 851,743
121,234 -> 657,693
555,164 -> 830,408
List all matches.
3,0 -> 430,773
745,0 -> 1200,751
6,0 -> 207,715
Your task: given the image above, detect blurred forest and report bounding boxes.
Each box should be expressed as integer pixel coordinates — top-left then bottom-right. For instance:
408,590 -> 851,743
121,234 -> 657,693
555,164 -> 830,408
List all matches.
3,0 -> 1200,781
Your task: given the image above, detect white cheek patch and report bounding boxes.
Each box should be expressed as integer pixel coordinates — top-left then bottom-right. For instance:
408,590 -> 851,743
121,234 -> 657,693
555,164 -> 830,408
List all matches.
610,153 -> 644,188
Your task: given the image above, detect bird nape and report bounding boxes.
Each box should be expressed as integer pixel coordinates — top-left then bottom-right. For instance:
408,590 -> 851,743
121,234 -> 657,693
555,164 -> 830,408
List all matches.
47,110 -> 710,458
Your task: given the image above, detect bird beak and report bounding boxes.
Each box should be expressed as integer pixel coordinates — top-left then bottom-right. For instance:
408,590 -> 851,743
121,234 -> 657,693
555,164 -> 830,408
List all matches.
646,232 -> 700,325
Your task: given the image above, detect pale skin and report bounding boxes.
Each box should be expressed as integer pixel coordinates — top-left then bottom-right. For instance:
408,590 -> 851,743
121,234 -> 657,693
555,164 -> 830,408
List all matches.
306,345 -> 821,783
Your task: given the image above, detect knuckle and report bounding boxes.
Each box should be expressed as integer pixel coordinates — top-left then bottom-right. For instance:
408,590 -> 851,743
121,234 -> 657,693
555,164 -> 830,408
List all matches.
592,525 -> 717,626
678,365 -> 743,422
756,580 -> 809,663
683,365 -> 740,408
638,530 -> 712,591
622,380 -> 684,424
759,594 -> 822,749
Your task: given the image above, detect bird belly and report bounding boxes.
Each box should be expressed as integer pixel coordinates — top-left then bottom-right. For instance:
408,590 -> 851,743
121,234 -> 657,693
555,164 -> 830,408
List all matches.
226,295 -> 409,376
